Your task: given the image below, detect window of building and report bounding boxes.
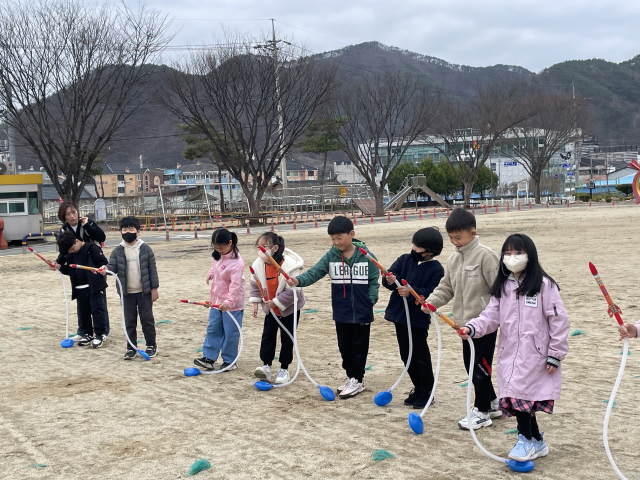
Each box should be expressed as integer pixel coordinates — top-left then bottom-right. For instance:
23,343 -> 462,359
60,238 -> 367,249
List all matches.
118,187 -> 125,194
28,192 -> 38,214
0,200 -> 27,215
137,174 -> 141,180
117,174 -> 125,181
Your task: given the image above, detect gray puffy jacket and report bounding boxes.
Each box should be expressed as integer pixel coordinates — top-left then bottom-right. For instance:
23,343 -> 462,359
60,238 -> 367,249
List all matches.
107,241 -> 159,295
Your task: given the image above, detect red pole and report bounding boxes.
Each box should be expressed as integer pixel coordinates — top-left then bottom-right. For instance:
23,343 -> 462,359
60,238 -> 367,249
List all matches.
165,227 -> 169,242
484,206 -> 487,214
529,201 -> 532,210
518,202 -> 521,211
612,198 -> 615,206
432,208 -> 436,218
247,225 -> 251,234
370,214 -> 374,223
496,204 -> 499,213
354,216 -> 357,225
194,227 -> 198,240
446,207 -> 450,217
387,212 -> 391,222
589,200 -> 592,207
403,210 -> 407,221
419,209 -> 422,220
547,201 -> 549,209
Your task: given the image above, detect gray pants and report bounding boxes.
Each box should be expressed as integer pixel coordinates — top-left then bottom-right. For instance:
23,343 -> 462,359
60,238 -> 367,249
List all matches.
123,293 -> 156,350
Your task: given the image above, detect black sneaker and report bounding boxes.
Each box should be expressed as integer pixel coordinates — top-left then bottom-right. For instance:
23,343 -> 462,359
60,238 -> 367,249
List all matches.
413,391 -> 435,409
145,345 -> 157,358
92,334 -> 107,349
77,334 -> 93,346
124,350 -> 137,360
404,388 -> 418,406
219,362 -> 237,371
194,357 -> 216,370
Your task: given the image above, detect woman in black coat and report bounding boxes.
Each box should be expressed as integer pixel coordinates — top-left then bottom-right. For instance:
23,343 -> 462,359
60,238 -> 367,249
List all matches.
383,227 -> 444,409
54,201 -> 109,338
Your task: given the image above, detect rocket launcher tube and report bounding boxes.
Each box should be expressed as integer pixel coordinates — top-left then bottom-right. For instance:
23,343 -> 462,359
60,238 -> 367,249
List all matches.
27,246 -> 55,268
589,262 -> 624,327
249,266 -> 269,301
180,299 -> 220,308
257,245 -> 290,280
358,247 -> 388,276
425,302 -> 464,334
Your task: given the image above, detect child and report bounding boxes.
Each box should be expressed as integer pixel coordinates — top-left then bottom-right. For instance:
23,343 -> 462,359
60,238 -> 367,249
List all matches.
102,217 -> 159,360
383,227 -> 444,409
250,232 -> 305,384
458,233 -> 570,462
57,231 -> 109,348
422,208 -> 501,429
194,228 -> 246,371
287,216 -> 380,399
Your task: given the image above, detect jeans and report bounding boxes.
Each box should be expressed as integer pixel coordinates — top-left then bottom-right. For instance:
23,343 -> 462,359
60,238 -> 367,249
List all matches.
123,293 -> 156,350
75,288 -> 108,337
202,308 -> 244,364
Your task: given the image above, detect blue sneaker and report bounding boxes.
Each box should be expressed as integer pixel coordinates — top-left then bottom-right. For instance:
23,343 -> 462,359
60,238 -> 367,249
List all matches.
531,433 -> 549,459
509,434 -> 535,462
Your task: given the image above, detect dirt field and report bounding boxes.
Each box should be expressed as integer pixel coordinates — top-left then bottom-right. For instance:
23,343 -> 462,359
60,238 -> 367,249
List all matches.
1,206 -> 639,480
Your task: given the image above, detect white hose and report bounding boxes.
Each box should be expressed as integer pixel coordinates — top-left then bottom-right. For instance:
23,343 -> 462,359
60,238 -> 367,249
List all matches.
289,286 -> 323,388
603,337 -> 631,480
105,271 -> 142,353
266,300 -> 301,388
58,271 -> 70,339
417,312 -> 442,417
466,337 -> 509,464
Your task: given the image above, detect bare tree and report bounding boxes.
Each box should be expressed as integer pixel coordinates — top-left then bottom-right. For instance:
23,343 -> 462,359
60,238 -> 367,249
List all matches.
160,33 -> 338,219
331,72 -> 441,216
0,0 -> 172,203
430,80 -> 533,207
504,93 -> 594,203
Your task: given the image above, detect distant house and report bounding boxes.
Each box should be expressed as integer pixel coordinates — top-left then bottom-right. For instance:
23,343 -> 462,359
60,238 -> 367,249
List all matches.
96,163 -> 163,197
285,160 -> 318,182
162,161 -> 243,202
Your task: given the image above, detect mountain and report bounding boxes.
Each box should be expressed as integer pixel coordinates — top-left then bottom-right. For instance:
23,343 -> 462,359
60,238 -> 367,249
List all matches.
15,43 -> 640,173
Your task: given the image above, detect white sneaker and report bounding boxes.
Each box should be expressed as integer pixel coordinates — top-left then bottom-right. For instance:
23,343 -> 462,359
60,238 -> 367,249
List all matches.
275,369 -> 290,385
339,378 -> 365,399
91,334 -> 107,349
254,365 -> 272,382
336,378 -> 350,394
69,334 -> 86,343
458,407 -> 493,430
489,398 -> 502,418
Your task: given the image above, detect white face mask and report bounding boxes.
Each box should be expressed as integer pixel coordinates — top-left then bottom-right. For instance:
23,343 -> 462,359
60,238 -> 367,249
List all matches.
503,253 -> 528,273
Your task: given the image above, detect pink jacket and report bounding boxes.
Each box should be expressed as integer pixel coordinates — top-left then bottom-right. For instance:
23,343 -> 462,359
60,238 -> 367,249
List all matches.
208,252 -> 246,311
636,320 -> 640,337
467,276 -> 570,402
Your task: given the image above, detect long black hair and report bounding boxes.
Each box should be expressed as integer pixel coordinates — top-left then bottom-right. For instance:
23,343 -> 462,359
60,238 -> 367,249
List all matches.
255,232 -> 285,264
211,228 -> 239,260
490,233 -> 557,299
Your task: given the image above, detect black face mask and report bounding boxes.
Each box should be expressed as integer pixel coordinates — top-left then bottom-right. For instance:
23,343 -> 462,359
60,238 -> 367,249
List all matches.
122,232 -> 137,243
410,250 -> 427,263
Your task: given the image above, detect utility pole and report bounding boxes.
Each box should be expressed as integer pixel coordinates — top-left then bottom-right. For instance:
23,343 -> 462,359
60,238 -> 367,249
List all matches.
139,154 -> 144,215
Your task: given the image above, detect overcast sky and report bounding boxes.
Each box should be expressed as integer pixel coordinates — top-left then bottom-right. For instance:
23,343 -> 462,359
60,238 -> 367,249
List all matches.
126,0 -> 640,73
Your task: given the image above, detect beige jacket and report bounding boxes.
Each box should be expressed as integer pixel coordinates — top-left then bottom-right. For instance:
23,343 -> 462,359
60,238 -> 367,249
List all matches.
426,236 -> 499,325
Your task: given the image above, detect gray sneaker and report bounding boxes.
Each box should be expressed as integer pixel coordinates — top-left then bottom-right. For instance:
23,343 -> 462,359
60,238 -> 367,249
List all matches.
254,365 -> 272,382
124,350 -> 137,360
219,362 -> 237,371
489,398 -> 502,418
77,334 -> 93,347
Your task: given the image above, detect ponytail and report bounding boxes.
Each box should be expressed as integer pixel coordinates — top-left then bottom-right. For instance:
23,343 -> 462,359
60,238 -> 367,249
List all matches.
256,232 -> 285,264
211,228 -> 239,260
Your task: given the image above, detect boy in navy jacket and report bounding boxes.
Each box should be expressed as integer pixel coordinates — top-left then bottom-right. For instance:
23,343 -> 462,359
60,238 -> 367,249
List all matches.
384,227 -> 444,409
288,216 -> 380,398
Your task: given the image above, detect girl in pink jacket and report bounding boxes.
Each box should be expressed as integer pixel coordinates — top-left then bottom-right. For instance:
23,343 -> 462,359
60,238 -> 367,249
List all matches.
194,229 -> 246,371
459,233 -> 570,464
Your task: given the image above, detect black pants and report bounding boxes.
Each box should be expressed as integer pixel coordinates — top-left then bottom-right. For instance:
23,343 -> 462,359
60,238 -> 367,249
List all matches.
76,292 -> 110,336
462,330 -> 498,413
123,293 -> 156,350
515,411 -> 542,441
259,311 -> 300,369
394,323 -> 434,393
76,288 -> 108,337
335,322 -> 371,383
